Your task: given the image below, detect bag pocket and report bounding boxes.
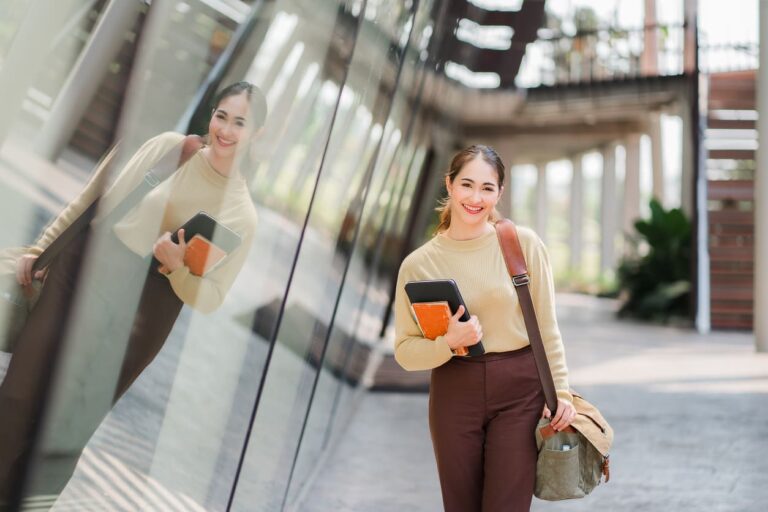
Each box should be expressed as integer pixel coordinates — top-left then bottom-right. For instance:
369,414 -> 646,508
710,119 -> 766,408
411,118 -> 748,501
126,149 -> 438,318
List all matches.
535,442 -> 585,501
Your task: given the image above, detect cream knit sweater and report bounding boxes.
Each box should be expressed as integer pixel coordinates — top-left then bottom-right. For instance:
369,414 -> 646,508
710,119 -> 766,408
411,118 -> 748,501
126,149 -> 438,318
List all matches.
394,225 -> 572,402
29,132 -> 258,313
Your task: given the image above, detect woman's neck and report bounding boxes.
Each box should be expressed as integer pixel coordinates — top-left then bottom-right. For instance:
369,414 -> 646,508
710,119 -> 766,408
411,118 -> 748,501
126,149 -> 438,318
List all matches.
201,147 -> 234,177
445,219 -> 494,241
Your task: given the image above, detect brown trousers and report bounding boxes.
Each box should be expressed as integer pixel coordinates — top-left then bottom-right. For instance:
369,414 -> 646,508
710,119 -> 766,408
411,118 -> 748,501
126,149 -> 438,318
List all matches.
429,346 -> 544,512
0,228 -> 182,504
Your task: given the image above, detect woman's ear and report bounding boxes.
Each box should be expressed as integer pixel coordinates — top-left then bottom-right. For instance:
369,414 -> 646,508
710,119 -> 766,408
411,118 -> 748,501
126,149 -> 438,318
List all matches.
445,175 -> 452,196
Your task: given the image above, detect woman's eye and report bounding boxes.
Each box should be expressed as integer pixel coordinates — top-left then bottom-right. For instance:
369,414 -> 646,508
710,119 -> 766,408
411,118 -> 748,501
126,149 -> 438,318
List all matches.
462,183 -> 471,188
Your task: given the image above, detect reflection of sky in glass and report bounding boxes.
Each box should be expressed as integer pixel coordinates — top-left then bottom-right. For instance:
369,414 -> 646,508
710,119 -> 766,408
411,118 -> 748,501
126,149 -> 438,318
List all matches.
468,0 -> 523,11
456,18 -> 514,50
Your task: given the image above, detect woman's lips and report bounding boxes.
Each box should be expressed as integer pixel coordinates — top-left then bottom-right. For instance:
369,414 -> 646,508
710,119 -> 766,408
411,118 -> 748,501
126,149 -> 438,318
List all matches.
462,204 -> 483,215
216,136 -> 235,148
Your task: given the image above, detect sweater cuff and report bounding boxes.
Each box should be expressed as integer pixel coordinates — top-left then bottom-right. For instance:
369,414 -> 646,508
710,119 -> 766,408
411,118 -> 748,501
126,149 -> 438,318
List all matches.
166,264 -> 191,285
434,335 -> 455,360
556,389 -> 573,404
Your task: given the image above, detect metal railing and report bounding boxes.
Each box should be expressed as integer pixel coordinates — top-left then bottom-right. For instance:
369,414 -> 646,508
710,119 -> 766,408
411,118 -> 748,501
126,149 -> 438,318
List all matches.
519,24 -> 687,87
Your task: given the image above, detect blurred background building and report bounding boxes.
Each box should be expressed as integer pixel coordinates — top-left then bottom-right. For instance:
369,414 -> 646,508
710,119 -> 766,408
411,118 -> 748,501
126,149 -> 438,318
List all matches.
0,0 -> 764,510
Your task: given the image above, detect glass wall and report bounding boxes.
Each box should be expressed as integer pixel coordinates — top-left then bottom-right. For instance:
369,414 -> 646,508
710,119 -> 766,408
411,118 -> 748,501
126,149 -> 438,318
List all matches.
0,1 -> 442,511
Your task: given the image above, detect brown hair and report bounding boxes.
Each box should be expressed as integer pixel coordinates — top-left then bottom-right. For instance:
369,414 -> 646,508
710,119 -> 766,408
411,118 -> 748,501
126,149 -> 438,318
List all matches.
435,144 -> 505,233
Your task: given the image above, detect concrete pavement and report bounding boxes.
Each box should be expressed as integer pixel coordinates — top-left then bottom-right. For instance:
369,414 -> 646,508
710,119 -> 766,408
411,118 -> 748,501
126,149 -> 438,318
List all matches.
298,294 -> 768,512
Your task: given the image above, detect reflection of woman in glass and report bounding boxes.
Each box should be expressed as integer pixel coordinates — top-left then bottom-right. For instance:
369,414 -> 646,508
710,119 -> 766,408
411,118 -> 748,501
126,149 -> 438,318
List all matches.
393,145 -> 576,511
0,81 -> 265,504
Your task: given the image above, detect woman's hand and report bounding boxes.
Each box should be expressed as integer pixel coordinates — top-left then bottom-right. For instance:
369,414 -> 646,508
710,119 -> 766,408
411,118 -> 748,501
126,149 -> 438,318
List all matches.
442,305 -> 482,352
543,399 -> 577,431
16,254 -> 46,287
153,229 -> 187,274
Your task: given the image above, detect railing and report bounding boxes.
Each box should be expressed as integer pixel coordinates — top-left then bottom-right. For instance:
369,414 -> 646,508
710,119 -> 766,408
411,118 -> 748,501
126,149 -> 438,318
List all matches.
698,40 -> 758,74
518,24 -> 687,87
518,23 -> 759,88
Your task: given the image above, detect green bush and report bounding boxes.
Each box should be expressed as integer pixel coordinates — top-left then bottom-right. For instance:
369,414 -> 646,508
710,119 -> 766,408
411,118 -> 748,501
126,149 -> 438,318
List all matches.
616,199 -> 691,322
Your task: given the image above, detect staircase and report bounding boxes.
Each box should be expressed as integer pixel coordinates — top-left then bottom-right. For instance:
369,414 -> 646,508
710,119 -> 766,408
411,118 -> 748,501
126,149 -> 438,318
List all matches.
706,70 -> 756,329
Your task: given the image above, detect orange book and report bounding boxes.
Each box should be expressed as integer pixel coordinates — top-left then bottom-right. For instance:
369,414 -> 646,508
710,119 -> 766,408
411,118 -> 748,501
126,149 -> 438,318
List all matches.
184,234 -> 228,276
411,301 -> 451,339
411,301 -> 469,356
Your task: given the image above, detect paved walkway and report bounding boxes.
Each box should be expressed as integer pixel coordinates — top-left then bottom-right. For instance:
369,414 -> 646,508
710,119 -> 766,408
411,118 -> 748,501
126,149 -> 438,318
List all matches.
298,294 -> 768,512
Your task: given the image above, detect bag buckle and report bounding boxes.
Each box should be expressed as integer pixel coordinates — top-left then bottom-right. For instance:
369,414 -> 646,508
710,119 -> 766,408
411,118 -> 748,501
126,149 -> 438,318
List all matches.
512,274 -> 530,287
144,171 -> 160,187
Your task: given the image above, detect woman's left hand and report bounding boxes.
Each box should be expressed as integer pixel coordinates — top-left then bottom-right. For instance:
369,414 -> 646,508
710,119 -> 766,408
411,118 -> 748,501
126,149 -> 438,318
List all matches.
542,399 -> 577,432
153,229 -> 187,274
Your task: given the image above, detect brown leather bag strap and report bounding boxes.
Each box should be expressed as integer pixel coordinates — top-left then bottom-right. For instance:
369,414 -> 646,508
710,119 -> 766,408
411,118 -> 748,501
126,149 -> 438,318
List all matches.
495,218 -> 559,416
34,134 -> 204,271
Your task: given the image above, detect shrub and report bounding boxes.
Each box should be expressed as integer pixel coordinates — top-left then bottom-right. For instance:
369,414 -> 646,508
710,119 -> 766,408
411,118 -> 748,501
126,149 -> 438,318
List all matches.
616,199 -> 691,322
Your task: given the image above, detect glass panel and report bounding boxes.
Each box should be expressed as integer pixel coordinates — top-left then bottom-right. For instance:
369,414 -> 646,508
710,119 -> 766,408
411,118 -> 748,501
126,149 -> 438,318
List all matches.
0,1 -> 348,511
227,0 -> 432,509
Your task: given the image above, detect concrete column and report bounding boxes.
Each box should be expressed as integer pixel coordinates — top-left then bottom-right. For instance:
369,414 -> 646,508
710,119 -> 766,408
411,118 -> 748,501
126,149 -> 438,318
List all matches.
0,0 -> 84,150
35,0 -> 143,161
756,0 -> 768,351
683,0 -> 697,73
600,145 -> 617,274
641,0 -> 659,76
680,100 -> 695,218
623,135 -> 642,250
569,155 -> 584,270
535,163 -> 548,242
648,112 -> 666,205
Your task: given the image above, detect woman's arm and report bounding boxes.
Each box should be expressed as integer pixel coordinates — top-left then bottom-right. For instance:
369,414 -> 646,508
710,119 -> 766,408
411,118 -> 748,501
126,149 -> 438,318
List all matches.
31,132 -> 185,256
29,145 -> 120,256
524,228 -> 573,404
393,265 -> 454,371
162,217 -> 256,314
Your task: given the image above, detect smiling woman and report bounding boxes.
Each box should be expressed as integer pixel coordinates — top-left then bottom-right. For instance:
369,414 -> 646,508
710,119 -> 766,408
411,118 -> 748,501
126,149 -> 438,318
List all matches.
393,144 -> 576,511
0,82 -> 265,506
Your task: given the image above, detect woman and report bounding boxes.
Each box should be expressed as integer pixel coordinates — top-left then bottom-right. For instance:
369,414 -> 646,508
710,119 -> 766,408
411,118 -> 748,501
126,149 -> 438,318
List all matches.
393,145 -> 576,511
0,81 -> 265,504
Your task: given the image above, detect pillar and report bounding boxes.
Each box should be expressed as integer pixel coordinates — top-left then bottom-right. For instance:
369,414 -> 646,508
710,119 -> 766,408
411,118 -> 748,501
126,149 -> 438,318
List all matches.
0,0 -> 84,150
756,0 -> 768,351
623,134 -> 642,249
600,145 -> 617,274
649,112 -> 666,205
535,163 -> 548,243
569,155 -> 584,270
35,0 -> 143,161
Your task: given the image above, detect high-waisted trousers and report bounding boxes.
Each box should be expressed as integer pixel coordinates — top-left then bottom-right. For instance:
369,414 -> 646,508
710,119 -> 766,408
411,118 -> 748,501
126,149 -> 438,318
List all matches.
429,346 -> 544,512
0,227 -> 182,505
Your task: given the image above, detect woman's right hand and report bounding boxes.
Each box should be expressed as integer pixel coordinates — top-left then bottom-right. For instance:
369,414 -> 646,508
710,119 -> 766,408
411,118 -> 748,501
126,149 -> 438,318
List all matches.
443,305 -> 483,351
16,254 -> 45,287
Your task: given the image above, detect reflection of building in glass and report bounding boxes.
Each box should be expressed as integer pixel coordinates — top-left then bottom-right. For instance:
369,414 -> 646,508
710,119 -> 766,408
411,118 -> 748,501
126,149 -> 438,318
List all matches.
0,0 -> 764,510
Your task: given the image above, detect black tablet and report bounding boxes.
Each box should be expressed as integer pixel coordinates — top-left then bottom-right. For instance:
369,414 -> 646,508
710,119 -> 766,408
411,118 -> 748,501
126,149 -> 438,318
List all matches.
404,279 -> 485,357
171,211 -> 241,253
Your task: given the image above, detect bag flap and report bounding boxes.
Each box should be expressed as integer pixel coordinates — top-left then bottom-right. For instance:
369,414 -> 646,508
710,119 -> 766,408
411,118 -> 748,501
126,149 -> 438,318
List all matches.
570,391 -> 613,456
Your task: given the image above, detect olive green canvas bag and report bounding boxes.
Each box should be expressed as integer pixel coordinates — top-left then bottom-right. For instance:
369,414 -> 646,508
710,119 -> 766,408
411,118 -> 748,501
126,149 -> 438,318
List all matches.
496,219 -> 613,501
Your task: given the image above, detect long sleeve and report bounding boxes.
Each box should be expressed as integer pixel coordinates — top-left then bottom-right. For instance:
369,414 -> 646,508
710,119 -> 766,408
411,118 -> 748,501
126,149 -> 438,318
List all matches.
525,232 -> 573,403
393,262 -> 454,371
29,145 -> 120,255
31,132 -> 182,256
165,223 -> 255,314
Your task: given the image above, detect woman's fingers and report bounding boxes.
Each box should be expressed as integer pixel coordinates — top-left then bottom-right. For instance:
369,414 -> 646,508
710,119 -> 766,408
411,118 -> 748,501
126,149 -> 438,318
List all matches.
16,256 -> 35,286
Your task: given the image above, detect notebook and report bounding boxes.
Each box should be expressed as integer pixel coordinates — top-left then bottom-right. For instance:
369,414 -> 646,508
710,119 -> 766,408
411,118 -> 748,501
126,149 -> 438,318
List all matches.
171,211 -> 241,276
404,279 -> 485,357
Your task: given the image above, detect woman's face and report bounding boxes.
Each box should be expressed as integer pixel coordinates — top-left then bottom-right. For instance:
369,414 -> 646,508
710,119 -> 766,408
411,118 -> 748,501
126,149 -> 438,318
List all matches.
208,92 -> 252,161
445,156 -> 502,227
